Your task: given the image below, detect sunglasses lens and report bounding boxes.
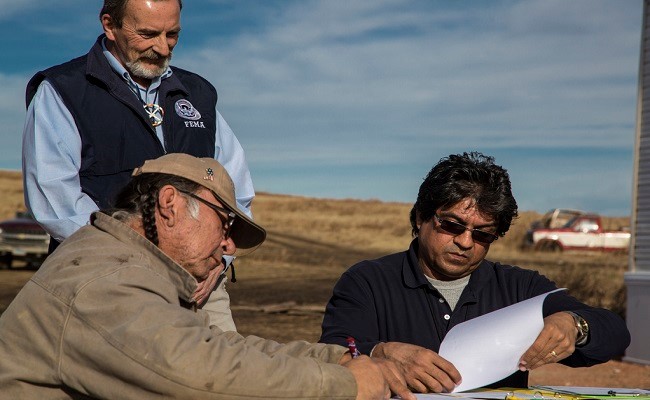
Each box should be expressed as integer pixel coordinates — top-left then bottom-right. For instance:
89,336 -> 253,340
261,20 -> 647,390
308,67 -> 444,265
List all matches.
439,220 -> 466,235
224,216 -> 236,239
438,217 -> 497,244
472,231 -> 497,244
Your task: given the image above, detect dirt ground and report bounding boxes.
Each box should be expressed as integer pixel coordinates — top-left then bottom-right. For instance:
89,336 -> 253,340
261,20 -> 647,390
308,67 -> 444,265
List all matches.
2,267 -> 649,389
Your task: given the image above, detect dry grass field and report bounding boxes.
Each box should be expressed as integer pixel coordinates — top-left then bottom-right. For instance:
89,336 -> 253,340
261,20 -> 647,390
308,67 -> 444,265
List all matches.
1,169 -> 648,388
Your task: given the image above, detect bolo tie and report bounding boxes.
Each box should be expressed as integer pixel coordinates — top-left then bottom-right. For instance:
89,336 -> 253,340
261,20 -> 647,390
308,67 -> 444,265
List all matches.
132,86 -> 164,127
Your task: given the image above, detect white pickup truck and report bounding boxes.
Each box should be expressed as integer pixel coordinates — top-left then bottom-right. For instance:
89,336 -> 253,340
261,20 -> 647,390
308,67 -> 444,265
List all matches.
529,213 -> 630,252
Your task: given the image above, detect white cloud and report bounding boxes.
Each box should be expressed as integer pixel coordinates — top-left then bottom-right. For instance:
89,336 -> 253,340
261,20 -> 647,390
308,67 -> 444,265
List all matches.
175,0 -> 640,153
0,0 -> 641,213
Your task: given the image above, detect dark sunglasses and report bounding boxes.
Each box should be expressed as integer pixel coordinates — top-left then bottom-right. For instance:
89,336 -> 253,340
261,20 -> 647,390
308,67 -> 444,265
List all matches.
178,189 -> 236,239
433,214 -> 498,244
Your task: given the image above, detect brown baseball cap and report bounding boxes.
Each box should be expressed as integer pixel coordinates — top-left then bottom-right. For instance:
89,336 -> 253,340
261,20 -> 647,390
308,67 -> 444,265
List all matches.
132,153 -> 266,256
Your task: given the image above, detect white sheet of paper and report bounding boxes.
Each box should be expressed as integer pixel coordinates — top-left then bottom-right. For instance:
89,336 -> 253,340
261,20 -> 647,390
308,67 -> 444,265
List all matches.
438,288 -> 565,392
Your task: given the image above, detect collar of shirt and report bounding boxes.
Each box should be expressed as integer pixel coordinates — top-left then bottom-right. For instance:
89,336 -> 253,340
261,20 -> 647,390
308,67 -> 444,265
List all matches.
402,238 -> 492,294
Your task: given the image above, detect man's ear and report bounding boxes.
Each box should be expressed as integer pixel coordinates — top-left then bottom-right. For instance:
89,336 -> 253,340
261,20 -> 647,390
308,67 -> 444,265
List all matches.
157,185 -> 180,227
101,14 -> 117,40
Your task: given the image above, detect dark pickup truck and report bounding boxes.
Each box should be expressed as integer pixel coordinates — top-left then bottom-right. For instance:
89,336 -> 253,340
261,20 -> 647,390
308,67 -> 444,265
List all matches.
0,211 -> 50,269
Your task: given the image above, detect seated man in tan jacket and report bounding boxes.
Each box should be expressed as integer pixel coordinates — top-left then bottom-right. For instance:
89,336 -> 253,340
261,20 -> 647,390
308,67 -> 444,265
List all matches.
0,154 -> 414,400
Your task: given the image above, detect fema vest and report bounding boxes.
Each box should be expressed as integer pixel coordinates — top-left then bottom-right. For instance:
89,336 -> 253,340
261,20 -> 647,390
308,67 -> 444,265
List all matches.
26,35 -> 217,210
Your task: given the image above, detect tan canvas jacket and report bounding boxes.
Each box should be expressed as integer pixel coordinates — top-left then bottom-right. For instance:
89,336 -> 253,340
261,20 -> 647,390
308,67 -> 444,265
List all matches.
0,212 -> 356,399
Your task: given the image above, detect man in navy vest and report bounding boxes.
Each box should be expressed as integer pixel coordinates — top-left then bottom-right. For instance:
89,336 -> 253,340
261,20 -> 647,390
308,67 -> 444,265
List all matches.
22,0 -> 250,331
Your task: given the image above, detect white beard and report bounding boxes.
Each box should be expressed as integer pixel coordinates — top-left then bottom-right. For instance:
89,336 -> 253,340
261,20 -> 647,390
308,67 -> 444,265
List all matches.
126,53 -> 171,79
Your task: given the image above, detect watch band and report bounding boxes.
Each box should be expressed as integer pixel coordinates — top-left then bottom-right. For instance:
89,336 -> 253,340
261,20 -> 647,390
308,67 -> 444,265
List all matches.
566,311 -> 589,346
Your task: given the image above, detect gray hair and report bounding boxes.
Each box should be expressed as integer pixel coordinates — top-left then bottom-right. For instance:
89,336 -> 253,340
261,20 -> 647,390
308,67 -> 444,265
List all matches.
100,0 -> 183,27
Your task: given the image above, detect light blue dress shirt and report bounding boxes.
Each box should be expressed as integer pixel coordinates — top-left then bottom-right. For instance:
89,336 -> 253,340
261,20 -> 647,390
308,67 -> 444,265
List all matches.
22,44 -> 254,243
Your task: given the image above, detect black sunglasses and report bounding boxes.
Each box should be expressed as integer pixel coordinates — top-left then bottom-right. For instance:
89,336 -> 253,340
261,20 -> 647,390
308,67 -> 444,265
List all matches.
178,189 -> 236,239
433,214 -> 498,244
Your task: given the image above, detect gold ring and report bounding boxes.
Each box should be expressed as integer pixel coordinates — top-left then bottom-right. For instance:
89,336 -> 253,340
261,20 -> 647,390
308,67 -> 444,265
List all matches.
550,350 -> 557,357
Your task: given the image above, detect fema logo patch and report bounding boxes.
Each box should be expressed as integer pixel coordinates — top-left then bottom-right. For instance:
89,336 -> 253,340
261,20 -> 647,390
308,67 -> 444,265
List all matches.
174,99 -> 202,121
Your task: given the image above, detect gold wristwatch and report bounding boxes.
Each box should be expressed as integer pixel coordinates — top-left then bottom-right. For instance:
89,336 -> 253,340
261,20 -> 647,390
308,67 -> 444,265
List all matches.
566,311 -> 589,346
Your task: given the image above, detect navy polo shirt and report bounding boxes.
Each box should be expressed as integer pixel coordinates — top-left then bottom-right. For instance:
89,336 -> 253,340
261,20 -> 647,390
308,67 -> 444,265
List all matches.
320,239 -> 630,388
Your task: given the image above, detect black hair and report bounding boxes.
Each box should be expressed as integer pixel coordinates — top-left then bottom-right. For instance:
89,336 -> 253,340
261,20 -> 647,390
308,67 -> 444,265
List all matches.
110,173 -> 201,246
409,152 -> 518,237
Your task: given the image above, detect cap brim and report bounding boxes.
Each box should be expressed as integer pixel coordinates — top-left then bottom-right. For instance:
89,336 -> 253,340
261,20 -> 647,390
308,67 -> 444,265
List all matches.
133,154 -> 266,256
216,197 -> 266,256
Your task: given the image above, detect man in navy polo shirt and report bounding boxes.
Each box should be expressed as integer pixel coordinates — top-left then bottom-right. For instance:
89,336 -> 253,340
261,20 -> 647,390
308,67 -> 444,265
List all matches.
320,152 -> 630,392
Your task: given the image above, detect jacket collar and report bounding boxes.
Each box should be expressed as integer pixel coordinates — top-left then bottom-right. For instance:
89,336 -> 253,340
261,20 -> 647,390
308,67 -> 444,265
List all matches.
91,211 -> 198,303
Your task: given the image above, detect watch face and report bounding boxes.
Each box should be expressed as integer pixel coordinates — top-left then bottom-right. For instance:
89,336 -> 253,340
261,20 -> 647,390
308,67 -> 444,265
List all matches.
573,314 -> 589,345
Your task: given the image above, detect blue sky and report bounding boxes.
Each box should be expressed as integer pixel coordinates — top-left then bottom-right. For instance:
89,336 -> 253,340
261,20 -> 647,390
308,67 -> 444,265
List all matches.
0,0 -> 642,216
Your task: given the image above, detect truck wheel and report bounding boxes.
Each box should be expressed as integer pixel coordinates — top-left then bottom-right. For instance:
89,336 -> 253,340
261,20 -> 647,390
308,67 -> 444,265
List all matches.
1,254 -> 13,269
536,241 -> 562,252
26,261 -> 42,270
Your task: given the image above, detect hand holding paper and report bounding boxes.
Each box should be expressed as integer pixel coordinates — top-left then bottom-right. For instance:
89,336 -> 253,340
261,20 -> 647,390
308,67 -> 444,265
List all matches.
372,341 -> 461,393
438,289 -> 565,392
518,310 -> 579,371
